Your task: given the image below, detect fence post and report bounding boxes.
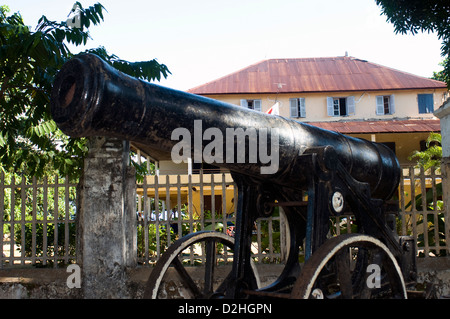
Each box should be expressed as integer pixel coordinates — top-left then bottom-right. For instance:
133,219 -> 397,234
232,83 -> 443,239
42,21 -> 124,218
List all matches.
435,99 -> 450,255
76,136 -> 136,298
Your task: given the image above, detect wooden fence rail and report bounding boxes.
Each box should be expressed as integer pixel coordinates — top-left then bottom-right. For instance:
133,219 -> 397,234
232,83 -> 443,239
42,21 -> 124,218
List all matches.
1,165 -> 447,268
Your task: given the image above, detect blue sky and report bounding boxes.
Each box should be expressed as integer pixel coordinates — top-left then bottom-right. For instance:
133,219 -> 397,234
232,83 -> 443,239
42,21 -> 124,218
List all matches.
4,0 -> 445,91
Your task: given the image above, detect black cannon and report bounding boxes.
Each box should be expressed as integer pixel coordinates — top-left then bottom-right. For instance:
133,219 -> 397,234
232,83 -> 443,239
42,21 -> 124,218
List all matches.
51,54 -> 416,299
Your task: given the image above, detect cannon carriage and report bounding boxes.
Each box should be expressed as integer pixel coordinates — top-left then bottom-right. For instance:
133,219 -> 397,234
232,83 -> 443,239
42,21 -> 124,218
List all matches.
50,54 -> 417,299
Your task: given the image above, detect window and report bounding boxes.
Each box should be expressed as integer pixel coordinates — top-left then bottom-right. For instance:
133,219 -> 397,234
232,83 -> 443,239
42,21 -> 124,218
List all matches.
333,98 -> 344,116
289,98 -> 306,118
204,195 -> 223,214
418,94 -> 434,114
327,96 -> 355,117
240,99 -> 262,111
376,95 -> 395,115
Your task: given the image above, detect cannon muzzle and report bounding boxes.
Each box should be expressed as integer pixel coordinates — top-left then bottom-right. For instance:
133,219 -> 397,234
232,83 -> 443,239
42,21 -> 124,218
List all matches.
51,54 -> 400,200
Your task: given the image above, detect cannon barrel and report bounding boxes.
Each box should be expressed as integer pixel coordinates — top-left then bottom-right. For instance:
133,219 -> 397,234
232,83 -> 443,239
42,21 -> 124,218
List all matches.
50,54 -> 400,199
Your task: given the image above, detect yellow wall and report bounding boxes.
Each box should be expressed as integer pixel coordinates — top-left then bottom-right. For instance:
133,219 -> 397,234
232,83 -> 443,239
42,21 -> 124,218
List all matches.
205,89 -> 447,121
139,89 -> 446,211
349,132 -> 431,165
202,89 -> 447,164
137,173 -> 236,219
155,90 -> 445,167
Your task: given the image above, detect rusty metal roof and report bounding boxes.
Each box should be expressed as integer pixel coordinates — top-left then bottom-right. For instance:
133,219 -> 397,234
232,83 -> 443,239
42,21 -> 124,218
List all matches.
306,119 -> 441,134
188,57 -> 447,95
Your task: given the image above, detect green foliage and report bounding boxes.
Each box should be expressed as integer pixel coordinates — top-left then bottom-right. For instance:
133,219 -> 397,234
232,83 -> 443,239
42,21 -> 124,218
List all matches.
255,208 -> 281,263
416,211 -> 447,257
432,57 -> 449,84
408,133 -> 442,170
406,132 -> 446,256
0,3 -> 170,179
404,184 -> 446,257
85,46 -> 170,83
1,172 -> 77,265
131,156 -> 156,183
375,0 -> 450,87
375,0 -> 450,41
14,222 -> 77,264
406,182 -> 442,211
202,209 -> 225,232
137,204 -> 192,261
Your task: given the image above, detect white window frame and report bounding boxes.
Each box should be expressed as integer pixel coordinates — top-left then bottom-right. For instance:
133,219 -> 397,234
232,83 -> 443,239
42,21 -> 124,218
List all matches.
240,99 -> 262,112
327,96 -> 355,117
376,95 -> 395,115
289,98 -> 306,118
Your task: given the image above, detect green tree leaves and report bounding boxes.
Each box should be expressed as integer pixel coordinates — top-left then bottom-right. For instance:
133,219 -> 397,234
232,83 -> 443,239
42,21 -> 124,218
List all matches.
408,132 -> 442,170
376,0 -> 450,87
85,46 -> 171,82
0,3 -> 170,179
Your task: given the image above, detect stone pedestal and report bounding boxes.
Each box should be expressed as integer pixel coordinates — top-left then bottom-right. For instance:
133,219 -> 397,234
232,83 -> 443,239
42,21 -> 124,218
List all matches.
435,99 -> 450,158
76,137 -> 136,298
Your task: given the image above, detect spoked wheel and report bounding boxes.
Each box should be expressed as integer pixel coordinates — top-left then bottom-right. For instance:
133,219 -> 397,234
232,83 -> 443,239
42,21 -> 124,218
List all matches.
291,233 -> 407,299
143,231 -> 260,299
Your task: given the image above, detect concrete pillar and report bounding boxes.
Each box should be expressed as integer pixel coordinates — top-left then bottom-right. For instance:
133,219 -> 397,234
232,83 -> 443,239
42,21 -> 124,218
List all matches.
434,98 -> 450,255
435,99 -> 450,158
76,137 -> 137,298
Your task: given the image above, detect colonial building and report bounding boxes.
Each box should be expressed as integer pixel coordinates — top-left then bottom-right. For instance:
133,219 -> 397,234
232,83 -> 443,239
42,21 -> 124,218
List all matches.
140,56 -> 447,214
188,56 -> 448,164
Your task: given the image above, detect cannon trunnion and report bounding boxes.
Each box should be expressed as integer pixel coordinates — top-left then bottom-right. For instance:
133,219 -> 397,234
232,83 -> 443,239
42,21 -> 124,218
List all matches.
51,54 -> 416,299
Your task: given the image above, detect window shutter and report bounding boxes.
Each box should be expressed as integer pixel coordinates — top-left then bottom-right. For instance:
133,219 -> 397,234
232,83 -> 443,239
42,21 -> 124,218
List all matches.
418,94 -> 433,113
299,98 -> 306,117
240,99 -> 248,108
347,96 -> 355,115
418,94 -> 426,113
290,99 -> 298,117
390,95 -> 395,114
327,97 -> 334,116
254,100 -> 262,112
376,96 -> 384,115
426,94 -> 434,113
